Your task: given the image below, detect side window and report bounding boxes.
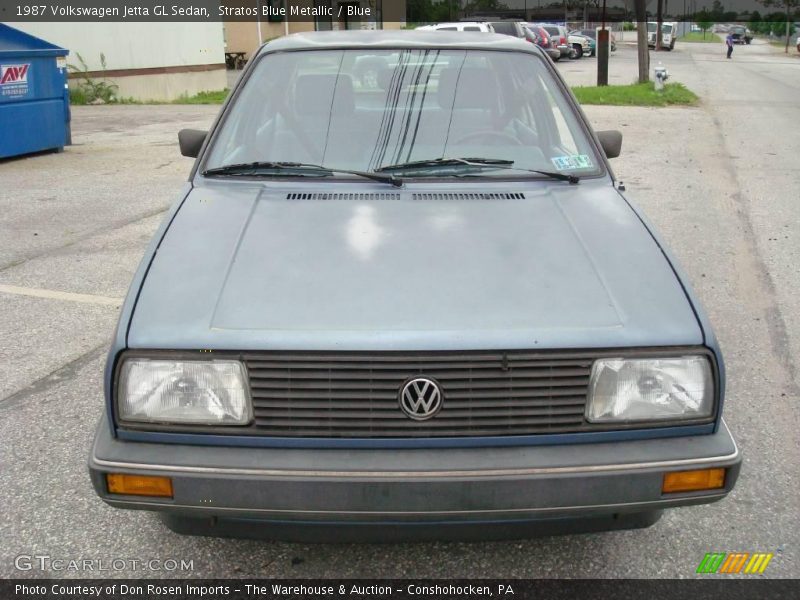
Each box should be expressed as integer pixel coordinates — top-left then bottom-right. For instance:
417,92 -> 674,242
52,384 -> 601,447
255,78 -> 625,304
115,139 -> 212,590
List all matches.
437,27 -> 457,31
464,26 -> 481,32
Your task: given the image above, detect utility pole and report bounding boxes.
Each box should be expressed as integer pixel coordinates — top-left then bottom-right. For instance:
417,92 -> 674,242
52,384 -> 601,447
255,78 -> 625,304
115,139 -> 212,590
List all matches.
656,0 -> 663,50
635,0 -> 649,82
597,0 -> 609,86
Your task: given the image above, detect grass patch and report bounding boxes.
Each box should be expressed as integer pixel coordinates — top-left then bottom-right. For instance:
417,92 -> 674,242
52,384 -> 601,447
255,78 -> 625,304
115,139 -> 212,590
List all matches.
77,83 -> 701,109
767,39 -> 799,51
172,89 -> 229,104
571,82 -> 699,107
69,88 -> 89,105
70,89 -> 230,105
681,31 -> 722,43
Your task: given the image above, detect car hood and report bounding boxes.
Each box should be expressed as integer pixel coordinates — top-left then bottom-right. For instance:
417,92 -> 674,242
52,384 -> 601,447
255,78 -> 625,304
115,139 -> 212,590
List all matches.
128,180 -> 702,351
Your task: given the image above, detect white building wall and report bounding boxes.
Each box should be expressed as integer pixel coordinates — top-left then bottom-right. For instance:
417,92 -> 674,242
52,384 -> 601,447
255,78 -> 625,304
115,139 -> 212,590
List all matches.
8,22 -> 227,101
10,22 -> 225,71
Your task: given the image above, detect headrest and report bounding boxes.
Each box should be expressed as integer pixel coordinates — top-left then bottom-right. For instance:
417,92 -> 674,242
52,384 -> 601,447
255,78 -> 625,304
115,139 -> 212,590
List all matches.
295,74 -> 355,117
437,68 -> 499,111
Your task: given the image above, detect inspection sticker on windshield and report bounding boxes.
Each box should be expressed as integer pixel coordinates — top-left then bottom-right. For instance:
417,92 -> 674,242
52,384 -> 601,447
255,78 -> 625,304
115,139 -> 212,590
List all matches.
551,155 -> 593,170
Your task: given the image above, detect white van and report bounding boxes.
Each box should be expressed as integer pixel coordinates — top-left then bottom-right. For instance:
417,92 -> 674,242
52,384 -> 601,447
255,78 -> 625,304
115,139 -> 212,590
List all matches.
416,22 -> 495,33
647,21 -> 678,50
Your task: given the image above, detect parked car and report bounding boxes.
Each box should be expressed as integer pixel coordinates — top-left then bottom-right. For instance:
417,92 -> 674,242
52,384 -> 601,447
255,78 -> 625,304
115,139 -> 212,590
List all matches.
537,24 -> 589,58
536,24 -> 577,59
416,22 -> 495,33
569,31 -> 596,56
526,24 -> 562,61
729,25 -> 752,44
488,20 -> 568,62
90,30 -> 741,542
486,20 -> 527,39
575,28 -> 617,53
568,30 -> 591,57
648,21 -> 678,50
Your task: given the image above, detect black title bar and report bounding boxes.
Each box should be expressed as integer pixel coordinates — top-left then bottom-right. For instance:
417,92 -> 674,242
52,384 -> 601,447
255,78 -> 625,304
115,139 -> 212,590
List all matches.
0,0 -> 791,23
2,579 -> 799,600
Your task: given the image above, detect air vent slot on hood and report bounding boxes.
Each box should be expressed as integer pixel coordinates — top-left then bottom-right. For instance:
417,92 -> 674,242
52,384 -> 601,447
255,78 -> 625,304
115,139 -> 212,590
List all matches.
286,192 -> 400,201
412,192 -> 526,201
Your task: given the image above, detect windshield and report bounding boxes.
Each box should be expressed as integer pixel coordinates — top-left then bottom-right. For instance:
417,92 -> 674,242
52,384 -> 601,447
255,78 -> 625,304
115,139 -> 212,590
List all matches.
648,23 -> 673,33
205,49 -> 603,178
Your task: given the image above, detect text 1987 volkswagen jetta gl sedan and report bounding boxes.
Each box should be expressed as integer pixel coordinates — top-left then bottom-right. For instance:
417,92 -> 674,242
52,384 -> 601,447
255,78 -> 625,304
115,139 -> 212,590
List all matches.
89,31 -> 740,541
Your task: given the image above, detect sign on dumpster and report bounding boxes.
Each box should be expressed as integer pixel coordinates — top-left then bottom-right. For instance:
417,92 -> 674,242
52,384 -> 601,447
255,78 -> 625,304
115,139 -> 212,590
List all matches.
0,63 -> 31,97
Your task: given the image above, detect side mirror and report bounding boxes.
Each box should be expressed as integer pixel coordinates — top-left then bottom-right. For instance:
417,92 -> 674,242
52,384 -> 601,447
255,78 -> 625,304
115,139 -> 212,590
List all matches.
596,130 -> 623,159
178,129 -> 207,158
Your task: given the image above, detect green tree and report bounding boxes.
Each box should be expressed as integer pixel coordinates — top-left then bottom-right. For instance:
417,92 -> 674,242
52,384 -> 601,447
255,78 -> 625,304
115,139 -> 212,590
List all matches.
710,0 -> 725,20
463,0 -> 508,13
696,11 -> 714,40
758,0 -> 800,52
407,0 -> 462,24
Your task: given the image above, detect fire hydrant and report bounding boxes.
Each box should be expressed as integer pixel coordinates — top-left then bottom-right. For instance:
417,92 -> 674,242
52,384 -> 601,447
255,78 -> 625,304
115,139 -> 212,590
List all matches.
654,62 -> 669,92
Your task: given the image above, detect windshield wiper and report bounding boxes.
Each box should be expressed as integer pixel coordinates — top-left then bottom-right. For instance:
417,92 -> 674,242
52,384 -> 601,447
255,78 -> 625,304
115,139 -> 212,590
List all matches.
202,161 -> 402,187
476,165 -> 580,184
376,157 -> 514,172
376,157 -> 579,184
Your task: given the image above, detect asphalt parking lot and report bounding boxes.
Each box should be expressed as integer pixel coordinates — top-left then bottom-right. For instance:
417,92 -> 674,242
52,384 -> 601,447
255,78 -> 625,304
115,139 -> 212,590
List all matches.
1,40 -> 798,579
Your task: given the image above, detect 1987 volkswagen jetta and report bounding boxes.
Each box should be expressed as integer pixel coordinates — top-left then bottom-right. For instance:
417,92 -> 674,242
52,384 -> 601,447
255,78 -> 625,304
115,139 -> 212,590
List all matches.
89,31 -> 740,541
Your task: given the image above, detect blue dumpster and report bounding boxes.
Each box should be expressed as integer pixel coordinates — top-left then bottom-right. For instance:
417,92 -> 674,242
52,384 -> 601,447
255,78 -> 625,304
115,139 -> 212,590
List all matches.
0,24 -> 70,159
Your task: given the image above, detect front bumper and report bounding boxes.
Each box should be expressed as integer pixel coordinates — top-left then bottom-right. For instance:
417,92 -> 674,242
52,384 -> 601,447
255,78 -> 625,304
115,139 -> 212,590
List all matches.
89,417 -> 740,540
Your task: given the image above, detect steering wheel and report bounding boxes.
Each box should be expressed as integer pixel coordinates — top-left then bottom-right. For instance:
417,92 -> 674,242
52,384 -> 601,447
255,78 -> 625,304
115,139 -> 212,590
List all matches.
453,130 -> 521,146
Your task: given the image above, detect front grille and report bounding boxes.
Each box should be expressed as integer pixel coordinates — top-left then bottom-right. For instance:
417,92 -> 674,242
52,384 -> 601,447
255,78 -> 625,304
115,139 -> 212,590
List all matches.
243,351 -> 594,438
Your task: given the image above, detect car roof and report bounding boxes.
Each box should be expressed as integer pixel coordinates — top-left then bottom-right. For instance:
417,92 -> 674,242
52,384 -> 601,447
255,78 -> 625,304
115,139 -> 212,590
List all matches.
419,22 -> 492,30
257,30 -> 538,55
434,21 -> 488,26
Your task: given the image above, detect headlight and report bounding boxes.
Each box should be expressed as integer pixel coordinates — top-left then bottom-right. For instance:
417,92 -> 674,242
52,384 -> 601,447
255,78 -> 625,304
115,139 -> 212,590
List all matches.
118,359 -> 251,425
587,356 -> 713,423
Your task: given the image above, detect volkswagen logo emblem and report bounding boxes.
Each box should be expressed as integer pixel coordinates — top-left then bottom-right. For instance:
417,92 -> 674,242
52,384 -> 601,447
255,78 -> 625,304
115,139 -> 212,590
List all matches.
399,377 -> 443,420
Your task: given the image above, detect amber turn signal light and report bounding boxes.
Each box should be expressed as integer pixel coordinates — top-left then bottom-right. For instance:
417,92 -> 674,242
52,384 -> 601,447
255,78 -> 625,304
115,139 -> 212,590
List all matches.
106,473 -> 173,498
662,468 -> 725,493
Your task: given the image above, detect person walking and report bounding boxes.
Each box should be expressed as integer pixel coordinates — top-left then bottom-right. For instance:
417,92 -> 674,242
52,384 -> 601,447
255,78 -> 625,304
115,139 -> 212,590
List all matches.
726,33 -> 734,59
